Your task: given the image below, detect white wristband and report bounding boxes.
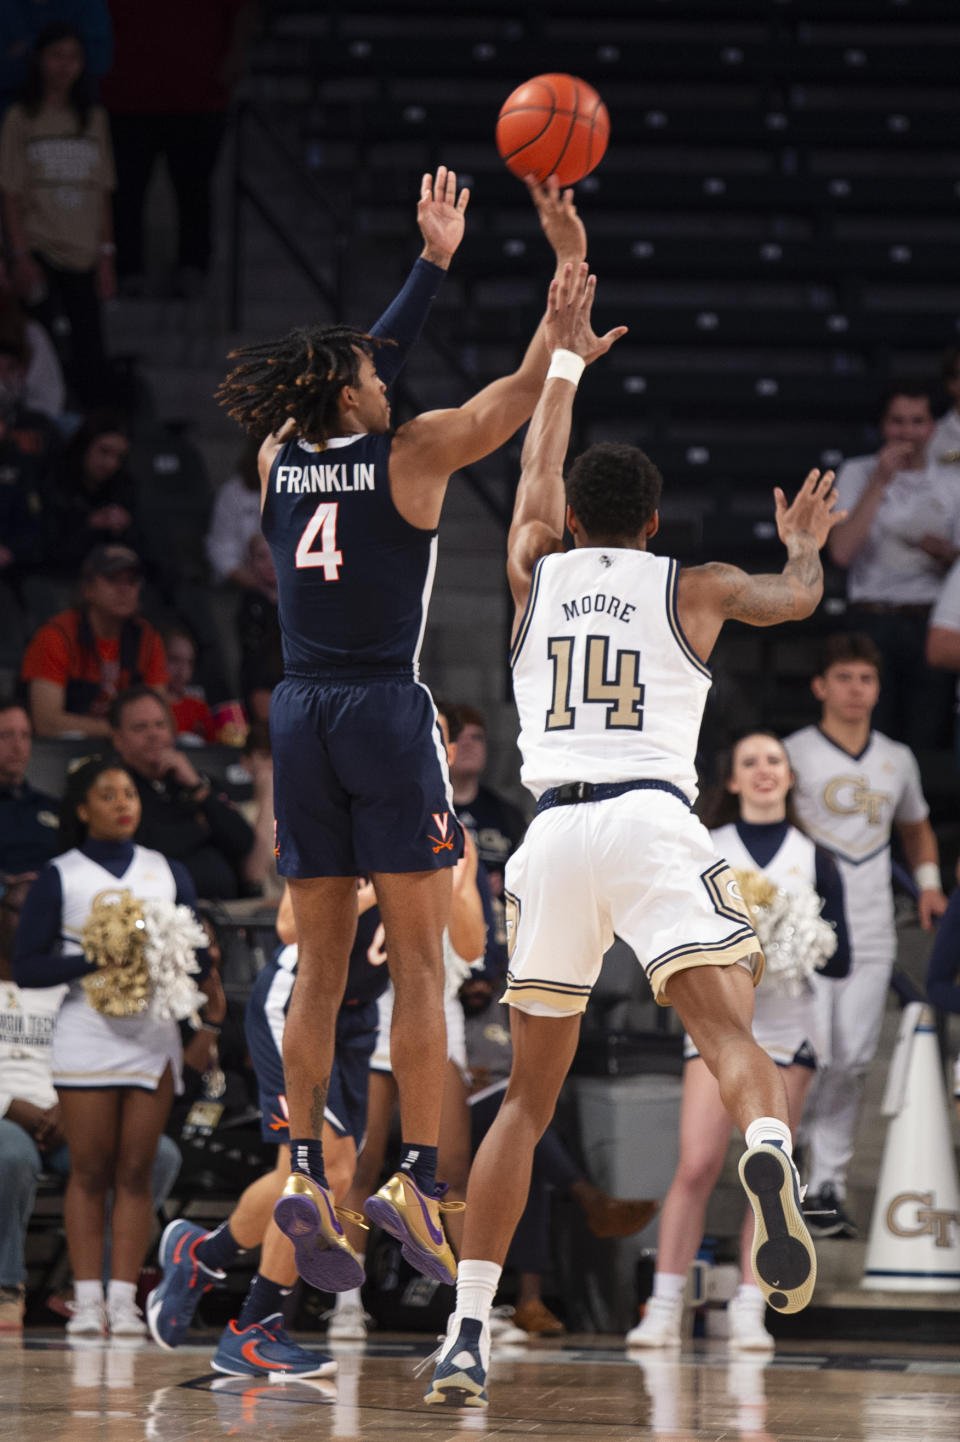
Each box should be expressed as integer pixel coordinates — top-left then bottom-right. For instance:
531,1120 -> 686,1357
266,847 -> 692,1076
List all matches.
914,863 -> 941,892
547,348 -> 585,386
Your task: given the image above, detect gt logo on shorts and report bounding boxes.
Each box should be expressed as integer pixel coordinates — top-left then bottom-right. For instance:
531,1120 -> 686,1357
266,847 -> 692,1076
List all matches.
428,812 -> 455,854
701,860 -> 750,926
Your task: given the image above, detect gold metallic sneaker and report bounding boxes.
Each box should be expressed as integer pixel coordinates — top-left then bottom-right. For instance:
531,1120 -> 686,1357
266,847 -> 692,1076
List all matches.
363,1172 -> 462,1284
273,1174 -> 366,1292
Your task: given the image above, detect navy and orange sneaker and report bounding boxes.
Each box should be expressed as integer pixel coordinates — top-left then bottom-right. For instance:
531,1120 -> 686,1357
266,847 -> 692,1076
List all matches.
273,1173 -> 366,1292
739,1142 -> 817,1314
146,1220 -> 221,1349
210,1313 -> 338,1380
363,1172 -> 461,1285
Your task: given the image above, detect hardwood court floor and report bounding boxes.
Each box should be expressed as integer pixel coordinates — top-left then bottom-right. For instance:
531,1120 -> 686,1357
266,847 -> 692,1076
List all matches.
2,1330 -> 960,1441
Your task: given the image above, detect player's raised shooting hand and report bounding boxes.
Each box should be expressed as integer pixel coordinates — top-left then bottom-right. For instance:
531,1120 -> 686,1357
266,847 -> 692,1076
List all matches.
774,468 -> 846,550
418,166 -> 470,268
527,175 -> 587,265
545,261 -> 627,365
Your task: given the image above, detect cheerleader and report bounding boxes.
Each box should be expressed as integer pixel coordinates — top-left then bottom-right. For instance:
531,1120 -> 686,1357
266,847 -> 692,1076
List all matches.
627,731 -> 850,1352
14,757 -> 209,1337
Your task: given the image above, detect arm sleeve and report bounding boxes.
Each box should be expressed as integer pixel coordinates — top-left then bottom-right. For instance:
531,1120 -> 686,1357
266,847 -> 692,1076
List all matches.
12,867 -> 94,987
893,746 -> 930,826
926,887 -> 960,1013
369,258 -> 446,388
169,859 -> 211,980
813,846 -> 851,979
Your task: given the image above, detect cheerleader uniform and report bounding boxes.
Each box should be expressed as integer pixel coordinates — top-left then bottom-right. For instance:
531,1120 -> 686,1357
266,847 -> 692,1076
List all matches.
684,820 -> 850,1067
13,839 -> 208,1094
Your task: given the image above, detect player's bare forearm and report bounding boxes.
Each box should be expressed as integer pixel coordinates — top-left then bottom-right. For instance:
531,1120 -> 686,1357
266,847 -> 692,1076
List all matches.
897,818 -> 940,870
513,378 -> 575,535
697,534 -> 823,628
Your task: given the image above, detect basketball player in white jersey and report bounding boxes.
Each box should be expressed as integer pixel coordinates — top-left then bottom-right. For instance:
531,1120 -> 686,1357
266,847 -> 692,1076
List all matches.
426,264 -> 843,1408
784,633 -> 947,1235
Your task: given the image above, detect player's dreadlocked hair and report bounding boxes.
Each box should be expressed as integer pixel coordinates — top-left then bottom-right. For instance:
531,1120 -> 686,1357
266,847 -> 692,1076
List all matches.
216,325 -> 392,446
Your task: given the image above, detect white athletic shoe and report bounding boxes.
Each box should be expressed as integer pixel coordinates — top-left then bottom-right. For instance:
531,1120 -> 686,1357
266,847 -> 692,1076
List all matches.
488,1305 -> 528,1345
625,1295 -> 682,1348
325,1301 -> 370,1341
107,1296 -> 148,1337
726,1292 -> 775,1352
66,1297 -> 107,1336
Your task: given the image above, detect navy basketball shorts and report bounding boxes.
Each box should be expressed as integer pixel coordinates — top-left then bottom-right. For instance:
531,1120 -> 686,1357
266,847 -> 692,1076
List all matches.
271,675 -> 465,877
246,960 -> 379,1146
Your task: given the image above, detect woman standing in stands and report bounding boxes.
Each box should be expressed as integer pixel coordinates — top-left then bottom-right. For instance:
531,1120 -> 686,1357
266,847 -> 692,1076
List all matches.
0,23 -> 115,406
627,731 -> 849,1352
13,757 -> 211,1337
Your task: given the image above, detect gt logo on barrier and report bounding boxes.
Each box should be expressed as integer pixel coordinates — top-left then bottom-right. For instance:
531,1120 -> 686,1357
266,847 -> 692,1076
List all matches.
886,1191 -> 960,1248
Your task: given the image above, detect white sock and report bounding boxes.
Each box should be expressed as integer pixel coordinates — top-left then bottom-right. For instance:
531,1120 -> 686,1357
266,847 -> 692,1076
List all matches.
454,1260 -> 502,1325
744,1117 -> 792,1157
107,1279 -> 137,1309
735,1283 -> 765,1304
74,1279 -> 104,1309
652,1271 -> 685,1302
334,1285 -> 364,1311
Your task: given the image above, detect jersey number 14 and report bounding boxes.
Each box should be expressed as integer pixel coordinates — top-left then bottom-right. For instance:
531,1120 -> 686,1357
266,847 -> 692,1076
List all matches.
546,635 -> 645,730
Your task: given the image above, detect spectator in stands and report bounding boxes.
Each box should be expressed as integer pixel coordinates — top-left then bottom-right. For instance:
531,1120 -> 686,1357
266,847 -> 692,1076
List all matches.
0,2 -> 112,116
41,410 -> 144,588
0,22 -> 115,406
205,439 -> 263,590
925,556 -> 960,774
448,704 -> 527,897
0,696 -> 60,874
11,756 -> 207,1336
21,543 -> 168,738
784,634 -> 947,1238
238,532 -> 281,723
165,626 -> 217,745
108,685 -> 258,900
932,346 -> 960,464
101,1 -> 257,297
0,333 -> 51,666
828,382 -> 960,748
0,284 -> 65,421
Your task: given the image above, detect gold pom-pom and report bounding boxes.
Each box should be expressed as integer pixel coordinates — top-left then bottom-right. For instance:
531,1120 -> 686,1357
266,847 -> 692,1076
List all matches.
733,868 -> 777,918
81,888 -> 150,1017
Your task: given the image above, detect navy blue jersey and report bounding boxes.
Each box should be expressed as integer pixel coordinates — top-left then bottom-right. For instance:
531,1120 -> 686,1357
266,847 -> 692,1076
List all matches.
262,431 -> 437,678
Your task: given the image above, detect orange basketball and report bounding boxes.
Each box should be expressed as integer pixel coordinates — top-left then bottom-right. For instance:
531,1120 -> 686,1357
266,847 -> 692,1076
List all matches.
496,73 -> 609,187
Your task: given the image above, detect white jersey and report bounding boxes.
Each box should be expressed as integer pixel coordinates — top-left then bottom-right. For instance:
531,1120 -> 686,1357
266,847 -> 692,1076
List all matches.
510,548 -> 711,802
783,726 -> 928,965
710,822 -> 816,899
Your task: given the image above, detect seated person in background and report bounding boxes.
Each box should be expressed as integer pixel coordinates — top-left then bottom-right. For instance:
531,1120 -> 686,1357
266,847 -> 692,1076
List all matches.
41,411 -> 147,596
238,532 -> 281,724
109,685 -> 257,900
21,544 -> 168,738
164,625 -> 217,745
448,703 -> 527,898
0,281 -> 66,423
205,439 -> 263,591
828,382 -> 960,749
0,697 -> 61,961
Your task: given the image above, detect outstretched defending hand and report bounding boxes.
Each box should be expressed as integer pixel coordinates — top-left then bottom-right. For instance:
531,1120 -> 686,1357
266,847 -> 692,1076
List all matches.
418,166 -> 470,266
527,175 -> 587,264
545,261 -> 628,365
774,468 -> 846,549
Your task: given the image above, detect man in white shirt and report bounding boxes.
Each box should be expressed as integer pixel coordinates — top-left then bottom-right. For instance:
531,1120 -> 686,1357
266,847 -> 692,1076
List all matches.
784,633 -> 947,1237
930,347 -> 960,465
829,384 -> 960,748
925,554 -> 960,778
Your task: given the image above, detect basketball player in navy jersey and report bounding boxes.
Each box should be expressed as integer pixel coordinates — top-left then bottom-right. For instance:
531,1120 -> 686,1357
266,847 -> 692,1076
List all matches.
427,263 -> 844,1407
217,169 -> 594,1292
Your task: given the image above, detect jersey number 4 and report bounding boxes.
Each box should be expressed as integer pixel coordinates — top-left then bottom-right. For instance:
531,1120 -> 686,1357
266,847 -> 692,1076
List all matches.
294,501 -> 342,579
546,635 -> 644,730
